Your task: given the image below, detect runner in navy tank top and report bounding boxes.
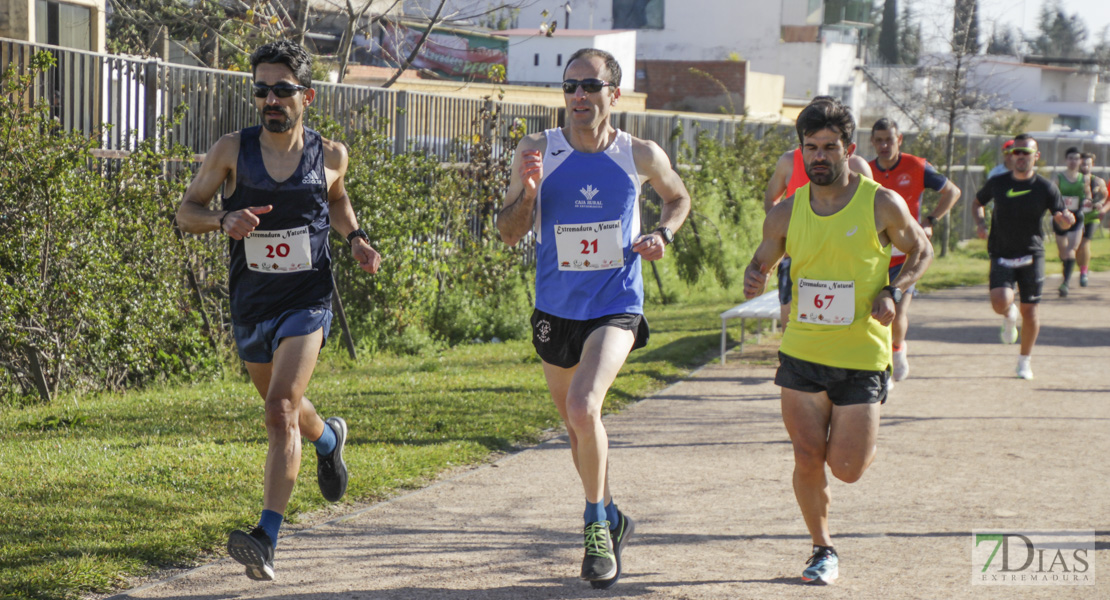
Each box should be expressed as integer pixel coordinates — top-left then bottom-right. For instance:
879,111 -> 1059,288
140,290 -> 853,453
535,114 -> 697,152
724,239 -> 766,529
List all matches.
175,41 -> 380,582
498,48 -> 691,589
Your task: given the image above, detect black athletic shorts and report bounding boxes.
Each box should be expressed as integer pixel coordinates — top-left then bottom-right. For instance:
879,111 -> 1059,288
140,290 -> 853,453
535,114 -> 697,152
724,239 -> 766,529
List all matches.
775,351 -> 889,406
778,257 -> 793,305
531,309 -> 649,369
1082,220 -> 1098,240
988,255 -> 1045,304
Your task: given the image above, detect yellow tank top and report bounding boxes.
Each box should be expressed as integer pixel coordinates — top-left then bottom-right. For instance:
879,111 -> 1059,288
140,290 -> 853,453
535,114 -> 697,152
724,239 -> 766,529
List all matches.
780,178 -> 892,371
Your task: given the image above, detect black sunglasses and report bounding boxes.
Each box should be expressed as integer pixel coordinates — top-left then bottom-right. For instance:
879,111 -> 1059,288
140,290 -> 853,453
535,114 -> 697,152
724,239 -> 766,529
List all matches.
253,82 -> 308,98
1010,149 -> 1034,156
562,79 -> 613,94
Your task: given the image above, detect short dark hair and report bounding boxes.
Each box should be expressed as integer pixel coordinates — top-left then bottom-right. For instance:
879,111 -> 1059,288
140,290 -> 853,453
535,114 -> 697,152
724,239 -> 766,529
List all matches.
1081,152 -> 1096,160
565,48 -> 622,88
796,100 -> 856,147
871,118 -> 899,135
1013,133 -> 1035,143
809,95 -> 838,105
250,40 -> 313,88
1065,146 -> 1081,157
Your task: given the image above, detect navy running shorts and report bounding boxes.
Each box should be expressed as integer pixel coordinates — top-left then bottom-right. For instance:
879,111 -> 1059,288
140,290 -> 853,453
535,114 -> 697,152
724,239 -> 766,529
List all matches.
233,308 -> 333,364
988,255 -> 1045,304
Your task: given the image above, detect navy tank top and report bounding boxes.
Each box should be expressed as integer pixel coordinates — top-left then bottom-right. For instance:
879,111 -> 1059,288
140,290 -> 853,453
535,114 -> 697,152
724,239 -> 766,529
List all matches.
223,126 -> 333,325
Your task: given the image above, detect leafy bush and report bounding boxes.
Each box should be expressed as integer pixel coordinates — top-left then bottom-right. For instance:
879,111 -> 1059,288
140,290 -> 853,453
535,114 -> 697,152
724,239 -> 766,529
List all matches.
0,53 -> 223,406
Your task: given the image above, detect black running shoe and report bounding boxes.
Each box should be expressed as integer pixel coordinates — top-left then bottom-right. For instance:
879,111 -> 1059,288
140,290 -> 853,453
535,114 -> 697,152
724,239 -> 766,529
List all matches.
227,527 -> 274,581
317,416 -> 348,502
580,521 -> 617,581
591,511 -> 635,589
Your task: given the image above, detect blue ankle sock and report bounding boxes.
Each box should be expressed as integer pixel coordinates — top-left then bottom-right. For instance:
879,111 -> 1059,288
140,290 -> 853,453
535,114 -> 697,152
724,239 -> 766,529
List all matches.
257,509 -> 283,548
313,420 -> 337,456
605,500 -> 619,527
584,500 -> 606,525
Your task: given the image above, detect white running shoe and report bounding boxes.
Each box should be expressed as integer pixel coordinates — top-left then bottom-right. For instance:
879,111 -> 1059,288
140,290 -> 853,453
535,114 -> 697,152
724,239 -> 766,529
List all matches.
1016,357 -> 1033,380
1000,304 -> 1019,345
892,347 -> 909,381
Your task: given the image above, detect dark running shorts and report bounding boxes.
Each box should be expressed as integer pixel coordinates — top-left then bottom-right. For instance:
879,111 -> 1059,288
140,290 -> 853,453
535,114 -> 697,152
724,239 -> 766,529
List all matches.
775,351 -> 889,406
531,309 -> 649,369
1082,220 -> 1098,241
233,308 -> 332,364
1052,211 -> 1082,235
778,257 -> 792,305
888,263 -> 917,296
988,255 -> 1045,304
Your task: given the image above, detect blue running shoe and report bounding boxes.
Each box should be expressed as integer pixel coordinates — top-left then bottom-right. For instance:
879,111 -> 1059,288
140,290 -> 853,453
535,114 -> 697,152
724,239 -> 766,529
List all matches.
801,545 -> 838,585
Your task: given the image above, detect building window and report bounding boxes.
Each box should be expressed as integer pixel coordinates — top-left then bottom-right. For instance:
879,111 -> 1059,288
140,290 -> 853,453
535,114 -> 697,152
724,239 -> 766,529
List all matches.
556,54 -> 562,66
35,0 -> 91,50
534,53 -> 539,66
826,85 -> 853,107
613,0 -> 664,30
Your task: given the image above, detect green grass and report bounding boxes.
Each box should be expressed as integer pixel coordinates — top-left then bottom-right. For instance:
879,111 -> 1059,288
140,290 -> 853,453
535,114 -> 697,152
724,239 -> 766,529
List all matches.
4,233 -> 1109,600
0,288 -> 737,600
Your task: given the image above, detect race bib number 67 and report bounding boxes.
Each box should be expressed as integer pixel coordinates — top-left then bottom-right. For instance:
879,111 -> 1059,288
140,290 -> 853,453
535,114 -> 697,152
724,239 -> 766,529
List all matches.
244,227 -> 313,273
796,278 -> 855,325
554,220 -> 624,271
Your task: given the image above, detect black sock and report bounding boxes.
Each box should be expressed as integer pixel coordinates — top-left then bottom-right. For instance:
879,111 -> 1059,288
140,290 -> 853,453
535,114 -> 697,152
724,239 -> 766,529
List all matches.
1063,259 -> 1075,284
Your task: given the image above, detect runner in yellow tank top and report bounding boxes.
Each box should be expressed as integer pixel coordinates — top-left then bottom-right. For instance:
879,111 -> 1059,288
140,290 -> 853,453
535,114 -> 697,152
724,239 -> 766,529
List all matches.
742,100 -> 933,585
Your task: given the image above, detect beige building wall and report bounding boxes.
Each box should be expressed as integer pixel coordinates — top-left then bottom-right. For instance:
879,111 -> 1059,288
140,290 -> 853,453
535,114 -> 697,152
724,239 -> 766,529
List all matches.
343,74 -> 647,112
745,71 -> 785,119
0,0 -> 106,53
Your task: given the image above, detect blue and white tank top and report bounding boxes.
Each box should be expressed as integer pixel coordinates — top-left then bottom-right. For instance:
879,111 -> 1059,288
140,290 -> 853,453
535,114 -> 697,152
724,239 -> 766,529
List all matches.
223,126 -> 333,325
534,128 -> 644,320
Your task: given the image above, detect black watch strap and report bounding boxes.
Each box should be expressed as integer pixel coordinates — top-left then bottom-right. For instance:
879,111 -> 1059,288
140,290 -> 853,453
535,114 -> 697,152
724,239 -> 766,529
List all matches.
655,226 -> 674,245
926,215 -> 938,227
882,285 -> 903,303
346,228 -> 369,246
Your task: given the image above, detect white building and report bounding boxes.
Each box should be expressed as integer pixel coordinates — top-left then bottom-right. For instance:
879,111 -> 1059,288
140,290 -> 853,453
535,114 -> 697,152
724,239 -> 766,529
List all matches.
499,28 -> 636,87
409,0 -> 870,109
969,57 -> 1110,138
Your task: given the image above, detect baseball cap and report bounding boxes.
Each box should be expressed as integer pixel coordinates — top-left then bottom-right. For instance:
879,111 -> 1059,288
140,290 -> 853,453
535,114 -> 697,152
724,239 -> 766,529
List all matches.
1002,139 -> 1015,153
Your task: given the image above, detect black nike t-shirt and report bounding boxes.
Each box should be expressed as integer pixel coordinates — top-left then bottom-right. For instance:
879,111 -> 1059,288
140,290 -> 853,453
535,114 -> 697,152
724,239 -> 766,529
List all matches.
975,173 -> 1065,259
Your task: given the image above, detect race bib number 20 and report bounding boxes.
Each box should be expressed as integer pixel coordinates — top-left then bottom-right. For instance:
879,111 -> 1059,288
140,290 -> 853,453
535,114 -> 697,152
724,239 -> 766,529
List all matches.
244,227 -> 313,273
796,278 -> 855,325
554,220 -> 624,271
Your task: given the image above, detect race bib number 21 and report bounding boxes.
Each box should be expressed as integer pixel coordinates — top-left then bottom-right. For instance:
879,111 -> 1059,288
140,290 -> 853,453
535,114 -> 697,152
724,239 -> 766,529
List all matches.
796,278 -> 855,325
554,220 -> 624,271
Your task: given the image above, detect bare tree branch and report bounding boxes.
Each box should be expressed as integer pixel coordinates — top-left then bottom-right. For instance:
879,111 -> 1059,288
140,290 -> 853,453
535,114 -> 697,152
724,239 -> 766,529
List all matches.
381,0 -> 448,88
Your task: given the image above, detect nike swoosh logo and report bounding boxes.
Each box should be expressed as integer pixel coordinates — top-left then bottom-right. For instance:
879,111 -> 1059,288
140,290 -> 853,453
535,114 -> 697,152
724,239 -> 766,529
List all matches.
1006,188 -> 1032,198
846,226 -> 858,237
551,149 -> 566,156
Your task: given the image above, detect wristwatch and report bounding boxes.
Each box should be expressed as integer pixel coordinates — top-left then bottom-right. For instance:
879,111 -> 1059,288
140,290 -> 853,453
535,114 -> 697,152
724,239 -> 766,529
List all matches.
882,285 -> 904,304
654,226 -> 674,245
346,228 -> 369,246
926,215 -> 938,227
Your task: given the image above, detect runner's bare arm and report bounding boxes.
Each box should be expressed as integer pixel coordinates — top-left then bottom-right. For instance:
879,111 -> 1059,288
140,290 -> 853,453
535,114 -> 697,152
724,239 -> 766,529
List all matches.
923,180 -> 962,239
631,139 -> 692,261
874,188 -> 933,325
743,200 -> 791,299
325,140 -> 380,274
176,134 -> 257,235
498,134 -> 546,246
848,154 -> 873,179
763,151 -> 793,213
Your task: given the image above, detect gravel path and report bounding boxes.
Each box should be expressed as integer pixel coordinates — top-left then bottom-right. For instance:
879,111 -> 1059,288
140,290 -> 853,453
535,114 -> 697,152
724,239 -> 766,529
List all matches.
110,273 -> 1109,600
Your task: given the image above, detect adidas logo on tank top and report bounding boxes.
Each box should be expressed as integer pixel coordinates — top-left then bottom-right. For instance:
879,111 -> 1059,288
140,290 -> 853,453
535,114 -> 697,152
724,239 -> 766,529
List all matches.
301,169 -> 323,185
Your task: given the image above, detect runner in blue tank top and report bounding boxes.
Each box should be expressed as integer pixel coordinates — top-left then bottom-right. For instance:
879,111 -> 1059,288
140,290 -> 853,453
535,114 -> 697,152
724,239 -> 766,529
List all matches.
175,41 -> 380,582
498,48 -> 691,589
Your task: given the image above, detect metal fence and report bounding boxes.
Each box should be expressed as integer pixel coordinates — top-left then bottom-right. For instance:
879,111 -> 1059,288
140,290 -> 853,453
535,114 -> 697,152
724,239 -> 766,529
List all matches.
4,36 -> 1110,245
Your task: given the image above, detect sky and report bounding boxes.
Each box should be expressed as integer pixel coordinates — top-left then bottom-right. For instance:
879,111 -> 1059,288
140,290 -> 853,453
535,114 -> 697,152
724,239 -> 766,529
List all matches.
916,0 -> 1110,49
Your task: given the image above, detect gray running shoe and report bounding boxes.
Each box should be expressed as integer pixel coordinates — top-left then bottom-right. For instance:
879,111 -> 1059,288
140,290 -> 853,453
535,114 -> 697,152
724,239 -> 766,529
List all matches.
1080,273 -> 1089,287
1059,282 -> 1069,297
227,527 -> 274,581
802,545 -> 838,585
317,417 -> 348,502
591,512 -> 635,589
580,521 -> 617,581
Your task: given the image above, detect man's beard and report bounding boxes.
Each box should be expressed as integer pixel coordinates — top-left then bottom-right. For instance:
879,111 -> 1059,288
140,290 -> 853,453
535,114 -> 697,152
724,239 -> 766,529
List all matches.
804,160 -> 843,186
262,108 -> 294,132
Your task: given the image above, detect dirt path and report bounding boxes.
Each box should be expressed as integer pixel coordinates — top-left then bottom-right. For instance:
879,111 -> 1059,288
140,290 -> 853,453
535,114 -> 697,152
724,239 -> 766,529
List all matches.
110,273 -> 1109,600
